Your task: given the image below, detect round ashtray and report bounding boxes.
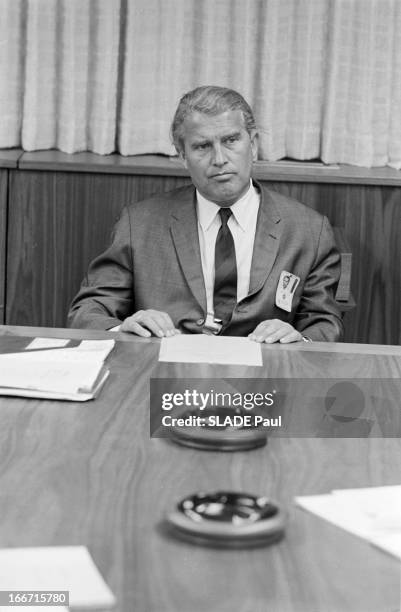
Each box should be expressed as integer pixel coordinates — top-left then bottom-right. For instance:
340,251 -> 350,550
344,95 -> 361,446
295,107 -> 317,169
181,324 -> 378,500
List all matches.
168,407 -> 268,452
166,491 -> 285,548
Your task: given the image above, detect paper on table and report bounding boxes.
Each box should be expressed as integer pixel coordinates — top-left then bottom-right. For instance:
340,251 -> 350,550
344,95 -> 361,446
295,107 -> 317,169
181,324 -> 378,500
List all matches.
21,340 -> 115,363
26,338 -> 70,350
0,546 -> 116,609
72,340 -> 115,358
0,358 -> 106,394
0,368 -> 110,402
0,340 -> 115,395
159,335 -> 262,366
332,485 -> 401,530
295,485 -> 401,560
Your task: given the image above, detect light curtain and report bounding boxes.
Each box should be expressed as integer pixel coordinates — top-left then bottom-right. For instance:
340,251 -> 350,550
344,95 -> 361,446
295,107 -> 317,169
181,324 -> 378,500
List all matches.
0,0 -> 400,167
0,0 -> 120,154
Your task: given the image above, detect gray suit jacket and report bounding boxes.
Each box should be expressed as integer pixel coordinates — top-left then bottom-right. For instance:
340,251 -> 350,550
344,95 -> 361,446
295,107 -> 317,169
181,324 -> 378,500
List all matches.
67,183 -> 343,341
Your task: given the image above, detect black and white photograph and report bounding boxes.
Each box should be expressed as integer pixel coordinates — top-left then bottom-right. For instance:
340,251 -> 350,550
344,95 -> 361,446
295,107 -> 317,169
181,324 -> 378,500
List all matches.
0,1 -> 400,610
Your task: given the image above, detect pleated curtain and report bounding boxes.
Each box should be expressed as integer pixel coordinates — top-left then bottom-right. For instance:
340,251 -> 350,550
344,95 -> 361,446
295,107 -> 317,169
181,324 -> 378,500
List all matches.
0,0 -> 400,168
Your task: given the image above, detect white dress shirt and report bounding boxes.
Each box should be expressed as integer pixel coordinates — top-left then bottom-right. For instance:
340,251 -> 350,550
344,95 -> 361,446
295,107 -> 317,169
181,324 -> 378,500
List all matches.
197,180 -> 260,327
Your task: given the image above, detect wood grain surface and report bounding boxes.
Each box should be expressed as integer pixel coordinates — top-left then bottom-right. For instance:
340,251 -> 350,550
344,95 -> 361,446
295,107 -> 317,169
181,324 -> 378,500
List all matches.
5,169 -> 401,345
264,181 -> 401,345
0,170 -> 8,324
0,327 -> 400,612
5,170 -> 191,327
3,324 -> 401,354
0,149 -> 23,169
19,150 -> 401,186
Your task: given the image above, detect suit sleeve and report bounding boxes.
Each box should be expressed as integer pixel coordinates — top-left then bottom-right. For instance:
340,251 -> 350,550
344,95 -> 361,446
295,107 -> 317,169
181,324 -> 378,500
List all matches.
293,216 -> 344,342
67,207 -> 134,329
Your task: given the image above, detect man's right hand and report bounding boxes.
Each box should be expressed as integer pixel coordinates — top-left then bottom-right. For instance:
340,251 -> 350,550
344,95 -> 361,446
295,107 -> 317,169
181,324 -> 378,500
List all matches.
120,310 -> 181,338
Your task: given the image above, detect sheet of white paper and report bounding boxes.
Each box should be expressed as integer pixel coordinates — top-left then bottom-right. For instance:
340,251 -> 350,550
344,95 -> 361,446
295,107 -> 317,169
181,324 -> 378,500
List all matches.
0,546 -> 116,609
159,335 -> 262,366
295,485 -> 401,560
332,485 -> 401,529
20,340 -> 114,363
71,340 -> 115,359
26,338 -> 70,350
296,494 -> 372,538
2,351 -> 106,366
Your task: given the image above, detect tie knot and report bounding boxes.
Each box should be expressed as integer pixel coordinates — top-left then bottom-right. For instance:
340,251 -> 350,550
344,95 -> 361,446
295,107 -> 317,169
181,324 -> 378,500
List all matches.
219,207 -> 232,227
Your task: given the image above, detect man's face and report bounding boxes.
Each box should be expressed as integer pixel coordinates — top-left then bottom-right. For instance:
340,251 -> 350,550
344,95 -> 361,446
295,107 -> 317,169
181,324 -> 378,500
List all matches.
179,110 -> 258,206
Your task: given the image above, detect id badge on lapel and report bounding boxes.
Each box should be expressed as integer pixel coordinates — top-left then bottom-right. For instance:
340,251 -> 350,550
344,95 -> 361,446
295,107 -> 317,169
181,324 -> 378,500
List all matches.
275,271 -> 300,313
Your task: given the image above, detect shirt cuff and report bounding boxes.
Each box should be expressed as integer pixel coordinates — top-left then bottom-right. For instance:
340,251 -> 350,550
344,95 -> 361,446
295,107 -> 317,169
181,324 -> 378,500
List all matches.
108,325 -> 121,331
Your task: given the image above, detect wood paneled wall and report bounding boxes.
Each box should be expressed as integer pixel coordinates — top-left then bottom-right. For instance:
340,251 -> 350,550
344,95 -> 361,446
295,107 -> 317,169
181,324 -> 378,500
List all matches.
4,161 -> 401,345
6,170 -> 191,328
0,170 -> 7,324
265,182 -> 401,345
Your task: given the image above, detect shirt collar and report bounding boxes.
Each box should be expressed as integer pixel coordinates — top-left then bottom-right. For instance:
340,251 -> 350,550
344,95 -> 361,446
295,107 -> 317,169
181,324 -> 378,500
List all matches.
196,180 -> 258,232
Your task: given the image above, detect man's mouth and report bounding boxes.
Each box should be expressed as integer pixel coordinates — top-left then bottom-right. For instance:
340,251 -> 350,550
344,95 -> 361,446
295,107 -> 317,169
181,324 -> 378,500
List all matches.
210,172 -> 235,180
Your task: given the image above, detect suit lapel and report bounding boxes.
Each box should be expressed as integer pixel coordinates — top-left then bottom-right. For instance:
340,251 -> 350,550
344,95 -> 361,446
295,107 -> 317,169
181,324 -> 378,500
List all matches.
169,188 -> 207,311
248,186 -> 282,296
167,183 -> 281,308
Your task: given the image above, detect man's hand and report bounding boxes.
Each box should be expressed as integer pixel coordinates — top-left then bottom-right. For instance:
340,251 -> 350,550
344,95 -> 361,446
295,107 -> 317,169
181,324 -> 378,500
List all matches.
248,319 -> 303,344
120,310 -> 181,338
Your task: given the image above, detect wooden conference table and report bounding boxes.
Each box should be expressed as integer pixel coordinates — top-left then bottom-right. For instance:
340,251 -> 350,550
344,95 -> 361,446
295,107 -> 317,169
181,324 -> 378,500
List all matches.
0,325 -> 400,612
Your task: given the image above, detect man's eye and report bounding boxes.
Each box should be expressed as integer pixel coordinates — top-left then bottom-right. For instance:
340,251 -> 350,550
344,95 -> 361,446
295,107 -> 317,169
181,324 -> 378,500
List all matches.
225,136 -> 239,144
195,143 -> 209,151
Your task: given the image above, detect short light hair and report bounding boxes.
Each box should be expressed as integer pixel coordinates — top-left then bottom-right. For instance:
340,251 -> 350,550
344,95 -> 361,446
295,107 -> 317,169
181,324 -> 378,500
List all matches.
171,85 -> 257,154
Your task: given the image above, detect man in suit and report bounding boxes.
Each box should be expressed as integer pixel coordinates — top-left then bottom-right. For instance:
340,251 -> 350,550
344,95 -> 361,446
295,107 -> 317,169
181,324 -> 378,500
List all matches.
68,86 -> 343,343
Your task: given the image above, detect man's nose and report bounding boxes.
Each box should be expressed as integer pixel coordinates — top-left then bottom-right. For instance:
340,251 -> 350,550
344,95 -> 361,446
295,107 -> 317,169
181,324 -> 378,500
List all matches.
211,143 -> 227,166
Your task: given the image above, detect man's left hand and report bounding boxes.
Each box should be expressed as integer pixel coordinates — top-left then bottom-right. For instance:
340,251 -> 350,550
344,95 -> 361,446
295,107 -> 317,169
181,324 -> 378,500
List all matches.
248,319 -> 303,343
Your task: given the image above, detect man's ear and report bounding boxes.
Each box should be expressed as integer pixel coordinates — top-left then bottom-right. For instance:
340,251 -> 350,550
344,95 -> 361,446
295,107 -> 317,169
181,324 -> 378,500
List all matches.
250,130 -> 259,161
177,147 -> 187,169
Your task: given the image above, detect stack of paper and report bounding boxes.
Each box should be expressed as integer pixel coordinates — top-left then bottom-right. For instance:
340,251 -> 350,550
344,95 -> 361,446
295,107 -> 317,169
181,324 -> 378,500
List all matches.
0,339 -> 115,401
296,485 -> 401,560
0,545 -> 116,609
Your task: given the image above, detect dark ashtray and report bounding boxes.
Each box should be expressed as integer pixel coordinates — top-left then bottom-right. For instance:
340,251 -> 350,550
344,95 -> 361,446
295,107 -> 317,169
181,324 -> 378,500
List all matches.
168,406 -> 268,451
166,491 -> 285,548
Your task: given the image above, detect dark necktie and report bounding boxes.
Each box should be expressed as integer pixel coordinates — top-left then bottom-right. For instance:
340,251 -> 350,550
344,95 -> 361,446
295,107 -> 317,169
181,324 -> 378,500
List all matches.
213,207 -> 237,324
